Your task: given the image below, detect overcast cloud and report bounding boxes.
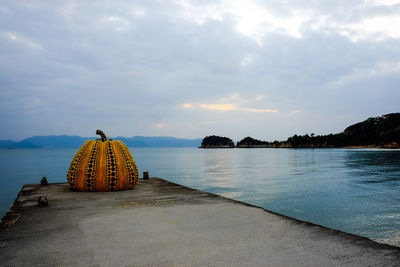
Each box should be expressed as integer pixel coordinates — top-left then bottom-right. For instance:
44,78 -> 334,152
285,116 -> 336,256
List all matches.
1,0 -> 400,141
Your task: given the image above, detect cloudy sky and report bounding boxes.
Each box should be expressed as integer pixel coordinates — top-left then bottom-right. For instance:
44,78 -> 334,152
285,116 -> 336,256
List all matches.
1,0 -> 400,141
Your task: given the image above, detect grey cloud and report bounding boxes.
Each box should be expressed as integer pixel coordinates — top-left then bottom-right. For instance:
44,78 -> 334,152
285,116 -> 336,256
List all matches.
0,1 -> 399,141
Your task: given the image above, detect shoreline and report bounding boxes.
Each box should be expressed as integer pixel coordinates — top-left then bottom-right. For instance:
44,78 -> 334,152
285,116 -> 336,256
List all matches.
200,146 -> 400,149
1,178 -> 400,266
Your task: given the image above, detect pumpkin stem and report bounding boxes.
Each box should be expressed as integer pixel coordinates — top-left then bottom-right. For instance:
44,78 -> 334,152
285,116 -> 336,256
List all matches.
96,130 -> 107,141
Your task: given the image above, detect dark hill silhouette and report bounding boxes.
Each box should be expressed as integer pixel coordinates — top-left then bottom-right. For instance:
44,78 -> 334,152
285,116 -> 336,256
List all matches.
236,137 -> 270,148
200,135 -> 235,148
202,113 -> 400,149
342,113 -> 400,146
282,113 -> 400,148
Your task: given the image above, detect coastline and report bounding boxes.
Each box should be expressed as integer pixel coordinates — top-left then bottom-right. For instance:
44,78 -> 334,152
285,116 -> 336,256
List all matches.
200,145 -> 400,149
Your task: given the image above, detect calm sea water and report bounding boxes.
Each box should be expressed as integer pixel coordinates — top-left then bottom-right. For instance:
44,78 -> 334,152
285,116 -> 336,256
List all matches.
0,147 -> 399,246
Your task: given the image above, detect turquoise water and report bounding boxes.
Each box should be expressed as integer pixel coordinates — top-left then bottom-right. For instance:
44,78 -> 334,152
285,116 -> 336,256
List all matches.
0,147 -> 399,246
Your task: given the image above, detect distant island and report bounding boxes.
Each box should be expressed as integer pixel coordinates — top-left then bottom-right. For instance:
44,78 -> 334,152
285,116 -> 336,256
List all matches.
199,135 -> 235,148
200,113 -> 400,149
0,136 -> 202,149
236,137 -> 270,148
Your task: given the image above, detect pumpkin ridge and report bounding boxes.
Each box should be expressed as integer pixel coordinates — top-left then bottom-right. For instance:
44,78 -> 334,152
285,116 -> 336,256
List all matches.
113,141 -> 126,191
121,141 -> 139,186
115,141 -> 137,189
67,141 -> 90,190
85,140 -> 99,191
125,141 -> 138,186
105,140 -> 119,191
95,141 -> 106,191
76,141 -> 95,190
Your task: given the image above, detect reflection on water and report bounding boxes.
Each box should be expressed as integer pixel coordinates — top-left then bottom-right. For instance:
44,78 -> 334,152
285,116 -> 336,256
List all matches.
134,148 -> 400,246
346,150 -> 400,184
0,147 -> 399,246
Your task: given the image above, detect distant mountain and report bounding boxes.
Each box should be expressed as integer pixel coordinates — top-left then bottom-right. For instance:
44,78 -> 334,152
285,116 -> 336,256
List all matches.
0,140 -> 17,148
0,135 -> 202,149
0,139 -> 40,149
23,135 -> 92,148
116,136 -> 202,147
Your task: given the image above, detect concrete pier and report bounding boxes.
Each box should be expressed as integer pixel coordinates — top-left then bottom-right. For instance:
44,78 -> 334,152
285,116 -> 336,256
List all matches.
1,178 -> 400,266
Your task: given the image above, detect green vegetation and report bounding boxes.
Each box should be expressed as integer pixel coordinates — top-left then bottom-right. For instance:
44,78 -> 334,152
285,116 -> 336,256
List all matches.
201,113 -> 400,149
282,113 -> 400,148
200,135 -> 235,148
236,137 -> 270,148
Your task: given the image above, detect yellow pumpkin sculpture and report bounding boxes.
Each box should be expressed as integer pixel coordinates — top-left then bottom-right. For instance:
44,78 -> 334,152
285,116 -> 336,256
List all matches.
67,130 -> 138,191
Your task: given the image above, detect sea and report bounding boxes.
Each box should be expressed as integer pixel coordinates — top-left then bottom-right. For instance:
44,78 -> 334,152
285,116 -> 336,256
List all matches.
0,147 -> 399,247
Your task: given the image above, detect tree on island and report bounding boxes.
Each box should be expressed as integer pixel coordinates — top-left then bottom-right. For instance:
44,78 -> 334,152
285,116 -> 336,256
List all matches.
200,135 -> 235,148
199,113 -> 400,149
236,137 -> 271,148
283,113 -> 400,148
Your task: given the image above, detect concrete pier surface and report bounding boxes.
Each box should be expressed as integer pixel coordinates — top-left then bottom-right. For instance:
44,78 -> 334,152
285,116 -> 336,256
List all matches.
1,178 -> 400,266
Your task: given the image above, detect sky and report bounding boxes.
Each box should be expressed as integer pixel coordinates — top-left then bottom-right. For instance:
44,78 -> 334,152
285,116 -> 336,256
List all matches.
1,0 -> 400,141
